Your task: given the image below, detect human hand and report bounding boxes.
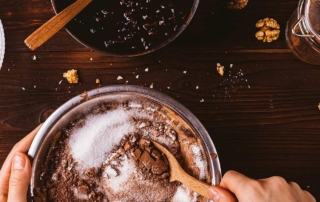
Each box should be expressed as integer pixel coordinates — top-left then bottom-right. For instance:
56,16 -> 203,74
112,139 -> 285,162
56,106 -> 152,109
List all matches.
207,170 -> 316,202
0,125 -> 41,202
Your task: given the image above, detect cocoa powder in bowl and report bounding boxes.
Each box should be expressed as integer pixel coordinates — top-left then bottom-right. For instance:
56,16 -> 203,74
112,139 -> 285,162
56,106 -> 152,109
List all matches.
51,0 -> 197,55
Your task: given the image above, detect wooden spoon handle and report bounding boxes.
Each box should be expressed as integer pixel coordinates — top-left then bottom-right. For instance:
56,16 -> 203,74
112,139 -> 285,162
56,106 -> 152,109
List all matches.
176,171 -> 211,199
24,0 -> 92,50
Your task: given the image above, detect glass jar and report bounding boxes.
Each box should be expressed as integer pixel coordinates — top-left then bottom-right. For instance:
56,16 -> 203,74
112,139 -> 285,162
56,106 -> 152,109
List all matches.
286,0 -> 320,65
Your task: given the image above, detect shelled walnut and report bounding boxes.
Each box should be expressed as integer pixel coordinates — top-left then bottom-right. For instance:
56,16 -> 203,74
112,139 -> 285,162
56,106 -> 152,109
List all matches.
255,18 -> 280,43
227,0 -> 248,9
63,69 -> 79,84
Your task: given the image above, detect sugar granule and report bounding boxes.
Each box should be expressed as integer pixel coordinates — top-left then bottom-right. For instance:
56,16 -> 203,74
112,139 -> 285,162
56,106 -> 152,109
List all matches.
145,68 -> 149,72
117,76 -> 123,80
68,108 -> 137,172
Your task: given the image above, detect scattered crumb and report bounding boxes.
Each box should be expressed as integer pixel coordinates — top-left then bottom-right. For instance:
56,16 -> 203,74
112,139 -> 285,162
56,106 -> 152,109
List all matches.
166,69 -> 167,71
8,69 -> 10,71
63,69 -> 79,84
230,64 -> 233,68
196,86 -> 199,89
318,103 -> 320,110
126,80 -> 129,84
34,85 -> 36,89
200,98 -> 204,102
183,71 -> 187,74
159,60 -> 161,63
117,76 -> 123,80
96,79 -> 100,84
110,63 -> 113,66
217,63 -> 224,76
136,75 -> 139,79
22,87 -> 25,90
32,55 -> 37,60
145,68 -> 149,72
248,85 -> 251,88
167,86 -> 170,89
90,58 -> 93,61
80,91 -> 88,99
150,83 -> 154,88
59,80 -> 63,85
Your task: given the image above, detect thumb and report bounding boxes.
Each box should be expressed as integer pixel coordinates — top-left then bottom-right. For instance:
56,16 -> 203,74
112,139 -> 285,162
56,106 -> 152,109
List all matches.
7,152 -> 31,202
207,186 -> 237,202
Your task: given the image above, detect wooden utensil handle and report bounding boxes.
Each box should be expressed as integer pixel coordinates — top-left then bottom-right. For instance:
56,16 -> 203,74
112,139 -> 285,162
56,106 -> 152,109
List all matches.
24,0 -> 92,50
177,171 -> 211,199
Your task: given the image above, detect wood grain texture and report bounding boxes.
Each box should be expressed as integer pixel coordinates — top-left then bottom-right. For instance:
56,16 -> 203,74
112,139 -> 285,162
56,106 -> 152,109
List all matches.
1,0 -> 320,200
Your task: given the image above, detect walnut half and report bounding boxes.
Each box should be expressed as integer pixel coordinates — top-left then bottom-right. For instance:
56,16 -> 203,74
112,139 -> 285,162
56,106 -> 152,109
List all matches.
255,18 -> 280,43
63,69 -> 79,84
227,0 -> 248,9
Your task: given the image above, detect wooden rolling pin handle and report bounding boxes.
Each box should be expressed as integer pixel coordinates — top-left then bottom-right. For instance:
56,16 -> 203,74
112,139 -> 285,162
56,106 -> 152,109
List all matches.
24,0 -> 92,50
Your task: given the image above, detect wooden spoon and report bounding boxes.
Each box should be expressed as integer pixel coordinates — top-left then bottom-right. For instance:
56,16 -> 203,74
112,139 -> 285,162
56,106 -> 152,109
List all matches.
24,0 -> 92,50
150,140 -> 211,199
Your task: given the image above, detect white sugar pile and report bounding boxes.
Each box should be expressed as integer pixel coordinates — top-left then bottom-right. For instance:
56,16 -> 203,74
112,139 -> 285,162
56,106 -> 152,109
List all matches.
68,107 -> 156,173
191,144 -> 207,180
103,155 -> 135,192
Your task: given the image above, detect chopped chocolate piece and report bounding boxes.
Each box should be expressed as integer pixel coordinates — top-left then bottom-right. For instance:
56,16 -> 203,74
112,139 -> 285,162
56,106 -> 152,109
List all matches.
134,148 -> 142,159
78,185 -> 90,194
138,138 -> 150,149
145,146 -> 153,153
151,158 -> 168,175
85,168 -> 96,177
124,141 -> 134,151
151,150 -> 161,159
140,151 -> 155,169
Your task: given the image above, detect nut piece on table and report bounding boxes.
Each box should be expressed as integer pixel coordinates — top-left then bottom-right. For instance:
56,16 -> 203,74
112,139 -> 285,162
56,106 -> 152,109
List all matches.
255,18 -> 280,43
216,63 -> 224,76
227,0 -> 248,9
63,69 -> 79,84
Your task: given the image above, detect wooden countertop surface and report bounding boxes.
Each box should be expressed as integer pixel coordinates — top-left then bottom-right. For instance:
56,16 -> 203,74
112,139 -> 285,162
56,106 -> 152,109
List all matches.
0,0 -> 319,200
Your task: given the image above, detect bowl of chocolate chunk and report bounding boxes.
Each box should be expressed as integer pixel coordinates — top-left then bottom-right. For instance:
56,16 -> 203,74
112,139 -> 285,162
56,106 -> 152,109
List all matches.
51,0 -> 198,56
28,85 -> 221,202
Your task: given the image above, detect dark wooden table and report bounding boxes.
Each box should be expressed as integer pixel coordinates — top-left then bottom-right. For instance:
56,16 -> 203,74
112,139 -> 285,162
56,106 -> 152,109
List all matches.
1,0 -> 320,200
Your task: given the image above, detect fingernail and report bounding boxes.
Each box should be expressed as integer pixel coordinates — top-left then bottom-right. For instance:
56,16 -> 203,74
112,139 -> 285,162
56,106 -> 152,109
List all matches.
208,187 -> 220,202
12,153 -> 26,170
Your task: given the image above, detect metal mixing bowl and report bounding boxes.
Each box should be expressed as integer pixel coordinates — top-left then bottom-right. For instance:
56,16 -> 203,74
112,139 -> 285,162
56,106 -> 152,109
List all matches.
28,85 -> 221,200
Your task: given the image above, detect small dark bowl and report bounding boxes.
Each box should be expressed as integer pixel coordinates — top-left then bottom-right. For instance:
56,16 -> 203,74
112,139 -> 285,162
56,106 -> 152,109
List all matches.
51,0 -> 199,56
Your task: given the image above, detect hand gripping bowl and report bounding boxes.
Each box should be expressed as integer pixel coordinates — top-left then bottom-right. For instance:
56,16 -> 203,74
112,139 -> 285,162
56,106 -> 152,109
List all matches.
28,85 -> 221,201
51,0 -> 199,56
